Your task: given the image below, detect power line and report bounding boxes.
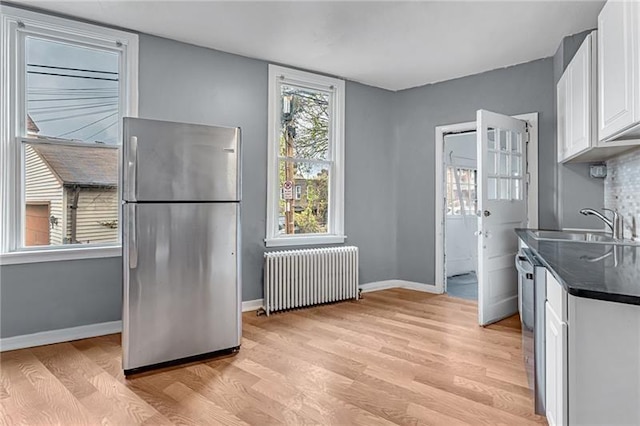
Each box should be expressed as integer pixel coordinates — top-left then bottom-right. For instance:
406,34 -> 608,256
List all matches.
28,87 -> 117,91
28,102 -> 118,113
27,63 -> 118,75
28,96 -> 118,102
34,108 -> 118,123
57,111 -> 118,138
27,71 -> 119,81
85,120 -> 118,141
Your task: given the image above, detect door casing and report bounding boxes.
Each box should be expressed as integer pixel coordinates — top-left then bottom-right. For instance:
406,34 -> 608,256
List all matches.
434,112 -> 539,296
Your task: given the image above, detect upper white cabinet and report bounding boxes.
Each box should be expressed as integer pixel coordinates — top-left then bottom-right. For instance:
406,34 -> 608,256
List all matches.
557,32 -> 596,163
598,0 -> 640,142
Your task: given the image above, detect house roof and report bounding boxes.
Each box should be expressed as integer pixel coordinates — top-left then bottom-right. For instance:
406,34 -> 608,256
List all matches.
31,143 -> 118,187
27,115 -> 40,134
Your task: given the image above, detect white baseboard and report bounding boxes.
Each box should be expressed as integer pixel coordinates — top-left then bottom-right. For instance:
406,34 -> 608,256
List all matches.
360,280 -> 442,295
242,299 -> 263,312
0,320 -> 122,352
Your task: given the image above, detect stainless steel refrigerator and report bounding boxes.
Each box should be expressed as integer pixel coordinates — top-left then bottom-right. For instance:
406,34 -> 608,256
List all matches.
122,117 -> 241,375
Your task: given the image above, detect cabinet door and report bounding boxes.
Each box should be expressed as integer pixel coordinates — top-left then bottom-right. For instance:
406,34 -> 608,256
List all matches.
546,302 -> 568,426
598,0 -> 636,141
557,73 -> 569,162
567,35 -> 592,157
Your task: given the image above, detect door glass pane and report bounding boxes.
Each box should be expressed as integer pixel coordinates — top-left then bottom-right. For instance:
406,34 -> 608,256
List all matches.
488,152 -> 497,175
499,129 -> 508,151
499,153 -> 509,176
511,154 -> 522,177
23,142 -> 119,247
25,37 -> 120,144
278,160 -> 329,235
487,177 -> 498,200
499,178 -> 510,200
279,84 -> 330,160
512,179 -> 522,200
510,131 -> 522,154
487,128 -> 496,150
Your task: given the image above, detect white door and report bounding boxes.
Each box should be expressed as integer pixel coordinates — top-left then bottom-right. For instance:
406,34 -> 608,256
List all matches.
477,110 -> 528,326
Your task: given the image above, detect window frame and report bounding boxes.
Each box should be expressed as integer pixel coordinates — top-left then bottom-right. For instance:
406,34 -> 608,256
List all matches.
0,5 -> 138,265
265,65 -> 345,247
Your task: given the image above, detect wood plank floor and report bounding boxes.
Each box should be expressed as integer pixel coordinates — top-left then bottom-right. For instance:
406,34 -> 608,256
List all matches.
0,289 -> 547,425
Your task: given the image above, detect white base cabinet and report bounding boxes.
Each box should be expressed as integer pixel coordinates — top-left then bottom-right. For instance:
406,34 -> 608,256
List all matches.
545,270 -> 640,425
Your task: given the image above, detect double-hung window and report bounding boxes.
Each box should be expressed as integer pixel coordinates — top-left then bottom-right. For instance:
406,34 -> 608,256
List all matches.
265,65 -> 345,247
0,6 -> 138,264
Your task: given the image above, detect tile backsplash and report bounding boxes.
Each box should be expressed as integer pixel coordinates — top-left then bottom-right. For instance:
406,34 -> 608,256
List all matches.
605,148 -> 640,239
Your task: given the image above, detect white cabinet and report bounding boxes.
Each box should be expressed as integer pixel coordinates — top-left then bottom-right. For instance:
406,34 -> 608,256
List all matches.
545,302 -> 567,426
598,0 -> 640,142
545,271 -> 567,426
556,28 -> 637,163
557,32 -> 596,163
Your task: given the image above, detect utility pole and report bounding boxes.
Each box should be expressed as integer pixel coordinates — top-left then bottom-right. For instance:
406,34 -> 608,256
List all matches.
283,94 -> 296,234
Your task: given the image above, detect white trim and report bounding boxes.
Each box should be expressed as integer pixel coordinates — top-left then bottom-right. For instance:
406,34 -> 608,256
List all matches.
241,299 -> 264,312
0,5 -> 138,264
265,64 -> 345,247
265,234 -> 346,248
359,280 -> 441,294
0,320 -> 122,352
0,245 -> 121,265
434,112 -> 539,294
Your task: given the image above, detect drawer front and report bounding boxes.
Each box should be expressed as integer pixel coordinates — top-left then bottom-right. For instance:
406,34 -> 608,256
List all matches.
546,270 -> 567,322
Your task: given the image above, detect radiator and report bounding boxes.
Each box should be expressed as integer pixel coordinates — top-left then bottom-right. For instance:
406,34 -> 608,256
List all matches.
263,246 -> 359,315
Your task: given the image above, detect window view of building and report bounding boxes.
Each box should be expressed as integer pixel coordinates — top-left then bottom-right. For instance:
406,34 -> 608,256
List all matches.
446,166 -> 477,216
22,36 -> 121,247
278,84 -> 331,235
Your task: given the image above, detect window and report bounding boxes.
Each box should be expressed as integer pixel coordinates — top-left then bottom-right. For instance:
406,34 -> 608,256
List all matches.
266,65 -> 345,247
447,166 -> 477,216
0,6 -> 138,264
485,128 -> 524,201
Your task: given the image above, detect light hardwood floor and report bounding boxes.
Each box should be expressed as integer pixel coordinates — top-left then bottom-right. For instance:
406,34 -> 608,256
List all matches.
0,289 -> 547,425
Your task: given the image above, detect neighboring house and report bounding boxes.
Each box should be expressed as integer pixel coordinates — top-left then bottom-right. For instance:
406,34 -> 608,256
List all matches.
24,143 -> 119,246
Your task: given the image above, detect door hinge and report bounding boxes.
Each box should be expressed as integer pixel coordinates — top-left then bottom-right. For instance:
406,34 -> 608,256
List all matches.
524,124 -> 530,143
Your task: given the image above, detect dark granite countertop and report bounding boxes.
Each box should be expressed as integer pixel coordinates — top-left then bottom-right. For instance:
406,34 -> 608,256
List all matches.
516,229 -> 640,306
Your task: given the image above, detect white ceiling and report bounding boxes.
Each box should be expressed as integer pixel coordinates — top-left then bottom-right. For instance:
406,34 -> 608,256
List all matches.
14,0 -> 605,91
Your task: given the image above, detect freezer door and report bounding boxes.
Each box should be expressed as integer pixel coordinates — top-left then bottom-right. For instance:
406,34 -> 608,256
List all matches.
122,202 -> 241,371
123,117 -> 240,202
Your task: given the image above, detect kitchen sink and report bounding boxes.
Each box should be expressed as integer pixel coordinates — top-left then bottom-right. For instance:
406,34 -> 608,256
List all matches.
528,230 -> 640,245
529,230 -> 617,243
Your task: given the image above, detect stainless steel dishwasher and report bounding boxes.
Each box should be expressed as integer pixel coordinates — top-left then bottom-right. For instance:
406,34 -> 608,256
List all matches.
516,247 -> 546,416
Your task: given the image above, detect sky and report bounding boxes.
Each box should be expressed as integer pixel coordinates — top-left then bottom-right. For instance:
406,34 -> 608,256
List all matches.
26,36 -> 120,145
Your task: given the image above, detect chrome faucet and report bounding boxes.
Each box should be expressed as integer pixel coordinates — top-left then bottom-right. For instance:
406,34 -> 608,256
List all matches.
580,208 -> 623,239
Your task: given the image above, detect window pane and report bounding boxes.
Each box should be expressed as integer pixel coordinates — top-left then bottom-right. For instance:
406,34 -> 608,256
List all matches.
24,143 -> 119,247
25,37 -> 120,145
487,128 -> 496,150
512,179 -> 523,200
499,153 -> 509,176
279,85 -> 330,160
498,129 -> 508,151
511,131 -> 522,153
487,152 -> 497,175
278,160 -> 329,235
511,154 -> 522,177
487,177 -> 498,200
499,178 -> 510,200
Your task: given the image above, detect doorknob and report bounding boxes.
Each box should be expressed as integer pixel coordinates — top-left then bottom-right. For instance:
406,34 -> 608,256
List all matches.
483,210 -> 491,217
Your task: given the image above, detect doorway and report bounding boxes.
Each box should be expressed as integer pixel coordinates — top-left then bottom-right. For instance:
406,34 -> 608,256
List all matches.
435,112 -> 539,325
444,132 -> 478,300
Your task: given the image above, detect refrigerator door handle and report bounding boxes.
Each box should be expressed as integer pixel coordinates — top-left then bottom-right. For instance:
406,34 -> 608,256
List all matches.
128,136 -> 138,202
130,204 -> 138,269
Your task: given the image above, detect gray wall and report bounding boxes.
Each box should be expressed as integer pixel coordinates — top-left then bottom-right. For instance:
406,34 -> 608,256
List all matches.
393,58 -> 556,285
0,258 -> 122,337
554,30 -> 606,230
0,33 -> 398,338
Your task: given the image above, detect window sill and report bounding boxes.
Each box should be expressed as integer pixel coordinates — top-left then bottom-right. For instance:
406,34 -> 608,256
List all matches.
265,235 -> 346,248
0,245 -> 122,266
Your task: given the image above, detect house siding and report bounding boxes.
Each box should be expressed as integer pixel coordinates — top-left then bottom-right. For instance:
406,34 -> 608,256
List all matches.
25,145 -> 64,245
66,187 -> 119,244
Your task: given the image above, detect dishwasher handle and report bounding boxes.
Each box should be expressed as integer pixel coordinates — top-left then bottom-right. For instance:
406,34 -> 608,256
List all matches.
515,254 -> 534,280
